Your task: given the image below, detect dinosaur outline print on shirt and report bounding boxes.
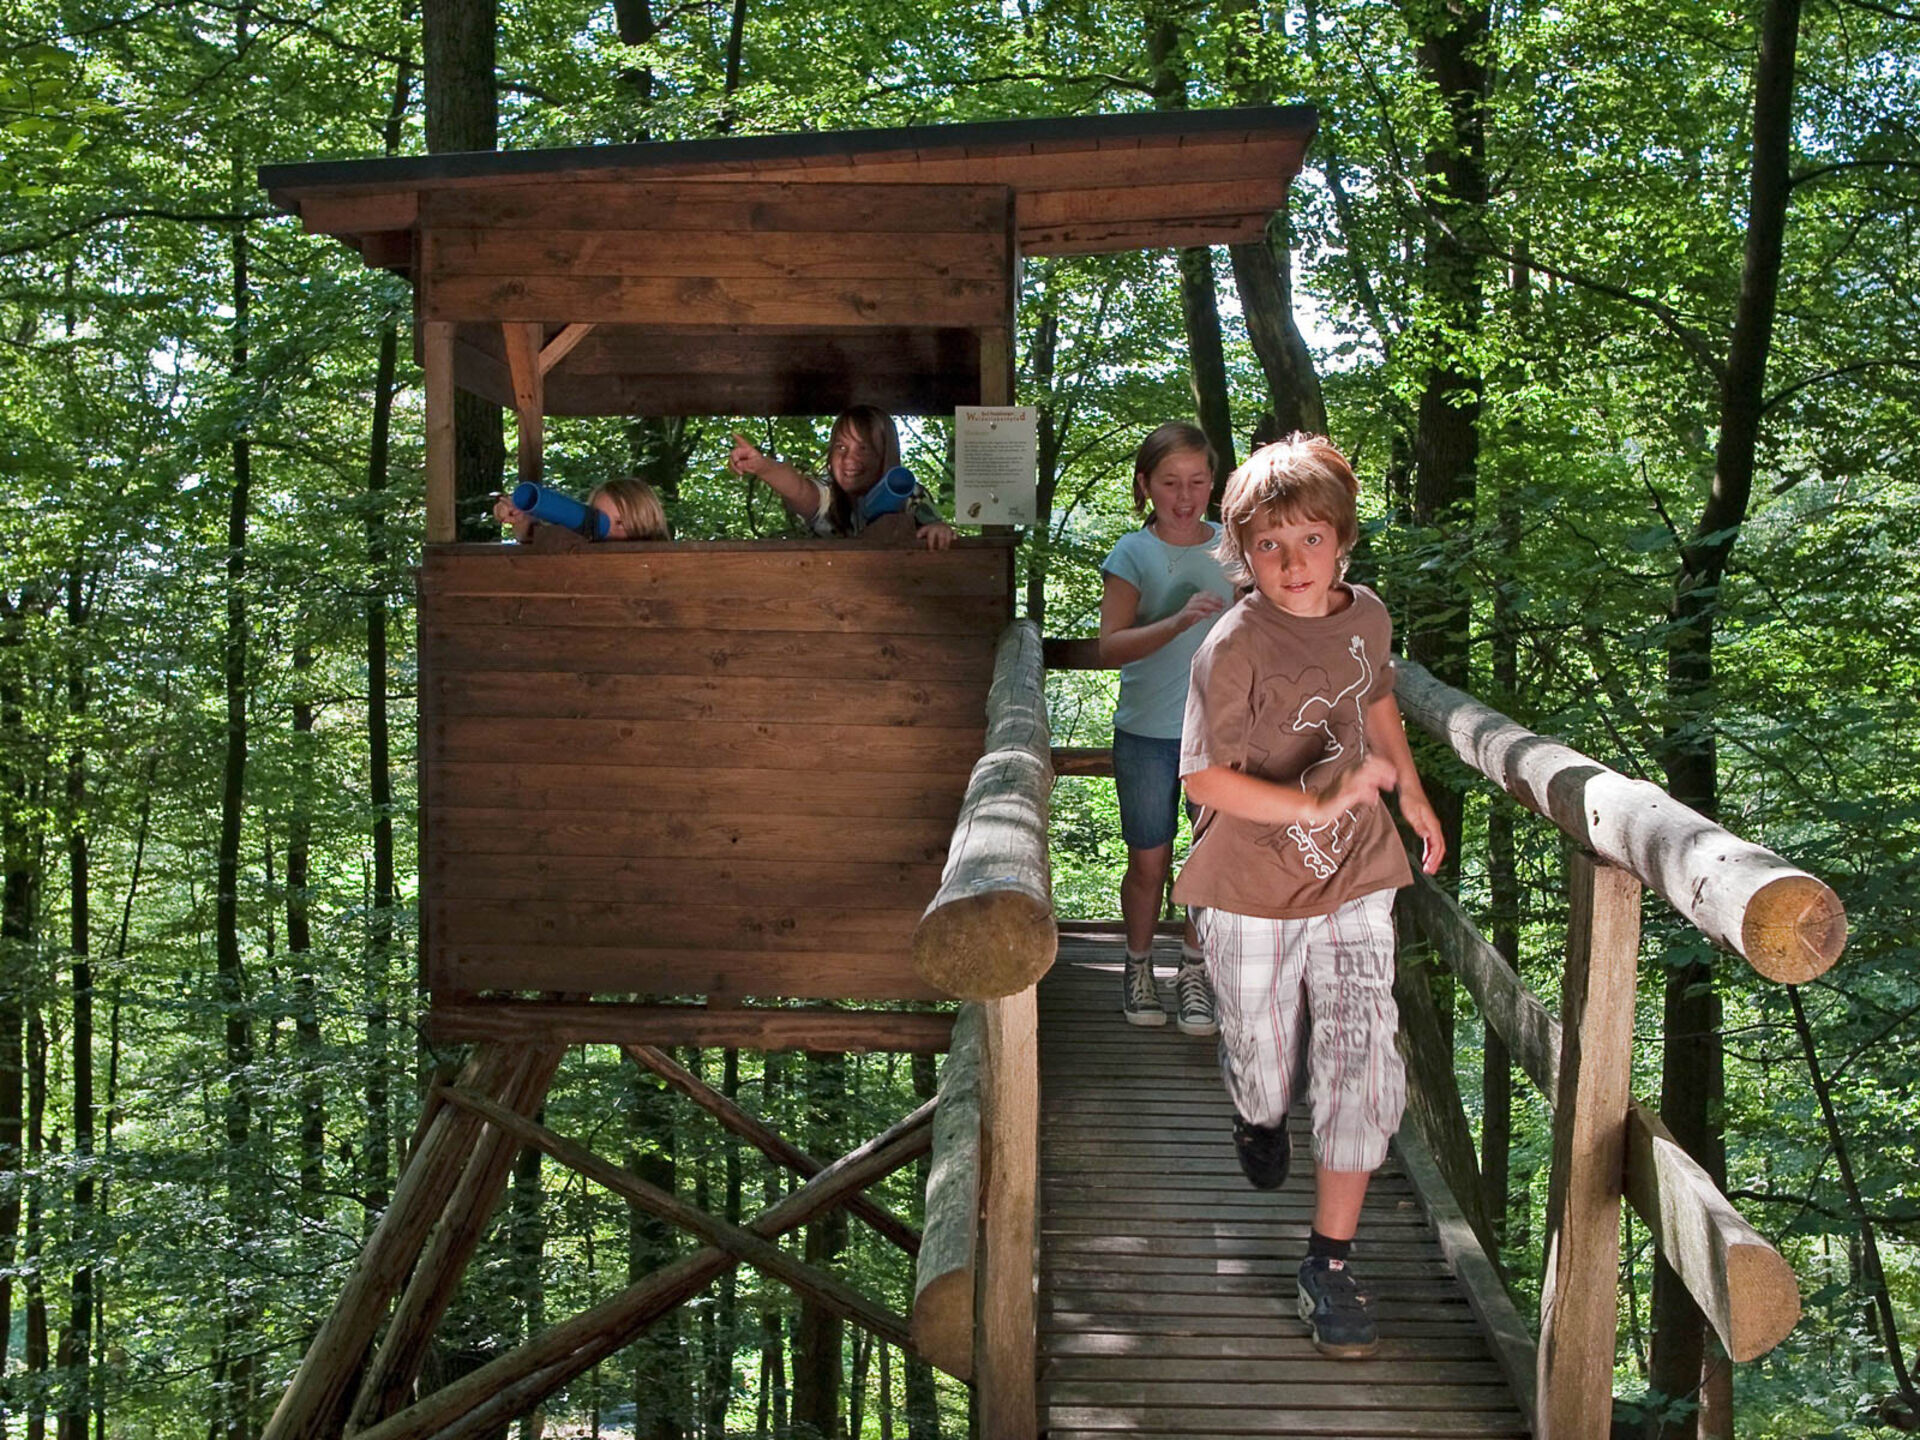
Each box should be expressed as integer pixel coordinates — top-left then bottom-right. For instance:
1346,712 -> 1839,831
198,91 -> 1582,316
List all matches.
1278,635 -> 1373,879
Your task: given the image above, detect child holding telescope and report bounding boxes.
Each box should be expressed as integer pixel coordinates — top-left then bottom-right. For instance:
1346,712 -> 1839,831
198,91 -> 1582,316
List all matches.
728,405 -> 956,550
494,477 -> 670,549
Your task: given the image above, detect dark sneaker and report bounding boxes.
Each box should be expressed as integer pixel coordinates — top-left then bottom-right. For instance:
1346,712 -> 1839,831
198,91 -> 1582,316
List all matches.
1174,962 -> 1218,1037
1122,955 -> 1166,1027
1232,1116 -> 1291,1190
1298,1255 -> 1378,1358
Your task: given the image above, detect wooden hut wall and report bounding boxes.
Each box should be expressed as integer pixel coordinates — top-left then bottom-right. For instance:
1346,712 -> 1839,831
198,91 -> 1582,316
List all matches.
419,539 -> 1014,1004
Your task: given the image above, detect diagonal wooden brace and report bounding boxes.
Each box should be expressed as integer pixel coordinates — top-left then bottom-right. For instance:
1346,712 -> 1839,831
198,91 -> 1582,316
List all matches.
624,1043 -> 922,1255
439,1084 -> 914,1351
349,1097 -> 938,1440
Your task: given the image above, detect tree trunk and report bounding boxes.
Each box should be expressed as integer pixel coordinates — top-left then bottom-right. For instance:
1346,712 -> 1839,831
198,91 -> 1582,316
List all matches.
1651,0 -> 1802,1431
626,418 -> 697,504
1401,0 -> 1490,903
289,640 -> 323,1207
1024,300 -> 1061,625
791,1053 -> 847,1438
629,1063 -> 685,1440
1228,200 -> 1328,440
26,1007 -> 47,1440
423,0 -> 504,534
512,1119 -> 544,1440
59,570 -> 94,1440
758,1052 -> 788,1440
0,614 -> 25,1427
215,78 -> 260,1434
902,1053 -> 940,1440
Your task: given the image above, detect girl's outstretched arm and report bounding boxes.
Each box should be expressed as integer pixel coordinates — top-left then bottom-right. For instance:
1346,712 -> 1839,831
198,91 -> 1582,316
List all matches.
729,433 -> 819,515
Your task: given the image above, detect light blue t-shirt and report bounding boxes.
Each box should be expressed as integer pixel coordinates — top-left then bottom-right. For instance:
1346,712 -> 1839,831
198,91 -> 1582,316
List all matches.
1101,522 -> 1235,739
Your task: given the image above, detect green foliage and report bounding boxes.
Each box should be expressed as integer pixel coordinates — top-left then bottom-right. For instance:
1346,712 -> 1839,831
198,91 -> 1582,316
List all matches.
2,0 -> 1917,1431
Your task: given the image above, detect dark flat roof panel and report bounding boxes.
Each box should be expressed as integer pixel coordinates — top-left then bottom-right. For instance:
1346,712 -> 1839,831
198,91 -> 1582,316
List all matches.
259,105 -> 1317,198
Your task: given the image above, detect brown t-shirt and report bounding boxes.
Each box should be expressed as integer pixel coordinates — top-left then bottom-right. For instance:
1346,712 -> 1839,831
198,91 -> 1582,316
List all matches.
1171,584 -> 1413,920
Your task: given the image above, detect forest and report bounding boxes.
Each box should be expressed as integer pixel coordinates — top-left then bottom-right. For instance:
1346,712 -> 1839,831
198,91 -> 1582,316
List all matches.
1,0 -> 1916,1434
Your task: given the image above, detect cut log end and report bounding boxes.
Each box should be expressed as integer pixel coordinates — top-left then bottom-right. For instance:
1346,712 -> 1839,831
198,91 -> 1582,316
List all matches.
912,893 -> 1056,1000
1726,1241 -> 1802,1361
909,1270 -> 975,1380
1742,875 -> 1847,984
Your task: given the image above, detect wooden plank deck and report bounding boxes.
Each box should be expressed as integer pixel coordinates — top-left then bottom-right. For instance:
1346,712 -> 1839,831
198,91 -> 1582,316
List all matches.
1038,937 -> 1534,1439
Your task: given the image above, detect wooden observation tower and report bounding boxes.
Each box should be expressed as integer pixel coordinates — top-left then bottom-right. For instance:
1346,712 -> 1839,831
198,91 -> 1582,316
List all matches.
257,106 -> 1847,1439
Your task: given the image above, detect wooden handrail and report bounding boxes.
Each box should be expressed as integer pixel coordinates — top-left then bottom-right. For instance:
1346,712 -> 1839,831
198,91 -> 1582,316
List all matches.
913,621 -> 1057,1000
911,1003 -> 985,1380
1402,869 -> 1803,1371
1395,661 -> 1846,983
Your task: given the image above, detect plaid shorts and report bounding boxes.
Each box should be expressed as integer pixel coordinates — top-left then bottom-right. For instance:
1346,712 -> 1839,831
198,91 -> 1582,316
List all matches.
1198,889 -> 1405,1173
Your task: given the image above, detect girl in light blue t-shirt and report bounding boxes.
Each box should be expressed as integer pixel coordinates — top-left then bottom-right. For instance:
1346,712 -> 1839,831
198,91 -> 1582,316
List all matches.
1098,422 -> 1236,1036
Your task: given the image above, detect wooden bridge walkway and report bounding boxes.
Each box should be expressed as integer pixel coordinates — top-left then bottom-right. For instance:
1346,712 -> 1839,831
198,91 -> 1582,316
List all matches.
1037,936 -> 1534,1439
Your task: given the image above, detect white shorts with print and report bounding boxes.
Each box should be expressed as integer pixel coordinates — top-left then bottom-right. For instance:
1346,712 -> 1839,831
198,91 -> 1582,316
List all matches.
1198,889 -> 1405,1173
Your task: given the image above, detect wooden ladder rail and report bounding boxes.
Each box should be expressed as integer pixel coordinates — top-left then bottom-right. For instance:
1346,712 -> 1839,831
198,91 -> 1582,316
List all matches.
1393,660 -> 1843,1438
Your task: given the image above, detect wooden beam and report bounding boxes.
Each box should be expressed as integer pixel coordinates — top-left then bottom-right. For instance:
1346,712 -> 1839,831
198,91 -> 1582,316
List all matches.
623,1043 -> 922,1255
1537,853 -> 1642,1440
912,1003 -> 984,1380
347,1046 -> 568,1430
437,1084 -> 916,1354
537,321 -> 594,375
262,1045 -> 517,1440
975,988 -> 1038,1438
1041,636 -> 1105,670
1399,869 -> 1562,1099
1395,1120 -> 1539,1430
502,321 -> 544,486
1393,919 -> 1499,1259
425,1001 -> 954,1053
912,622 -> 1055,1000
1050,747 -> 1113,779
425,274 -> 1012,331
1625,1102 -> 1800,1362
349,1100 -> 937,1440
1396,661 -> 1845,983
422,320 -> 456,544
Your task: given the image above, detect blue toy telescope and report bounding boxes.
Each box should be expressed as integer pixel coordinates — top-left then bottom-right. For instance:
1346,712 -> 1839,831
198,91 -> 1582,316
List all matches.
859,466 -> 919,522
511,482 -> 610,540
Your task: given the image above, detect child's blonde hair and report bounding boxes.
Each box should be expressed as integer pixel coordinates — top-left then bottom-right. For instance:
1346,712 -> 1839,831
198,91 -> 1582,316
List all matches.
1131,421 -> 1216,517
592,477 -> 670,541
1214,434 -> 1359,588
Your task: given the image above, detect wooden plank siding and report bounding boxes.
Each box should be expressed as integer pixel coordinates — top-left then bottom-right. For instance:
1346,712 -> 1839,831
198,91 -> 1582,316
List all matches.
1037,941 -> 1533,1439
418,539 -> 1013,1006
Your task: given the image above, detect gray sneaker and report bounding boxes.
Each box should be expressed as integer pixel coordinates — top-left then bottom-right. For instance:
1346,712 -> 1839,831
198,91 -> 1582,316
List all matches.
1122,955 -> 1166,1027
1298,1255 -> 1379,1358
1174,961 -> 1218,1036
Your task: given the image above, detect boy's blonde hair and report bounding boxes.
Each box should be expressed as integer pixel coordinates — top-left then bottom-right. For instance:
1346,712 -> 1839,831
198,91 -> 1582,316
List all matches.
592,477 -> 670,541
1214,434 -> 1359,588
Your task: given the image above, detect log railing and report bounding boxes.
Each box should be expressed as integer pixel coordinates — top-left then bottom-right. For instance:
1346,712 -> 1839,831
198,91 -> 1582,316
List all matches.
1392,660 -> 1839,1437
1038,635 -> 1838,1438
909,620 -> 1053,1440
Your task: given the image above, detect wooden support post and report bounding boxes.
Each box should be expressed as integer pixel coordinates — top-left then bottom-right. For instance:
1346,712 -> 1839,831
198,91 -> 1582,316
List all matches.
624,1044 -> 922,1255
502,321 -> 544,486
347,1046 -> 568,1430
263,1044 -> 517,1440
423,320 -> 455,544
979,325 -> 1014,407
1537,851 -> 1642,1440
974,987 -> 1037,1440
350,1100 -> 938,1440
912,1003 -> 984,1379
912,622 -> 1055,1000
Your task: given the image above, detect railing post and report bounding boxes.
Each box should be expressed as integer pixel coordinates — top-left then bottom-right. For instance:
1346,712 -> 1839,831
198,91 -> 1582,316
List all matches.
974,985 -> 1038,1438
1538,850 -> 1642,1439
